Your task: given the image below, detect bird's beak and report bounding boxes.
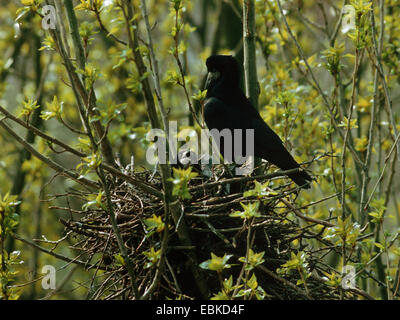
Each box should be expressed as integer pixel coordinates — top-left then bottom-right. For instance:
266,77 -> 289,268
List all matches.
205,71 -> 221,89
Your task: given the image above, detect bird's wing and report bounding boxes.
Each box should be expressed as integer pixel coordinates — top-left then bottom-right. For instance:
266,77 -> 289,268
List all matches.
205,96 -> 285,155
250,113 -> 312,187
203,97 -> 237,161
247,108 -> 285,153
203,97 -> 233,131
204,96 -> 311,187
247,106 -> 299,167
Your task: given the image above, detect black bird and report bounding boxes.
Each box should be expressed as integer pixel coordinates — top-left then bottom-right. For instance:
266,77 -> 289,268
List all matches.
203,55 -> 312,189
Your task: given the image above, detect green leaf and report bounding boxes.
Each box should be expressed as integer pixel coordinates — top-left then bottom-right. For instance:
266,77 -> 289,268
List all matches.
143,247 -> 161,268
18,99 -> 40,118
192,90 -> 208,102
199,253 -> 233,272
239,249 -> 265,270
144,214 -> 165,233
230,201 -> 261,219
168,167 -> 198,200
114,253 -> 125,266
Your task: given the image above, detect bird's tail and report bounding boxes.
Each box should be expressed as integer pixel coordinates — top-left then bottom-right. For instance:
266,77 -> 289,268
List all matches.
262,149 -> 312,189
286,169 -> 312,189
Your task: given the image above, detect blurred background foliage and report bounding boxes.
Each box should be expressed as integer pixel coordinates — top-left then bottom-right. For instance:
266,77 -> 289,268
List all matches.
0,0 -> 399,299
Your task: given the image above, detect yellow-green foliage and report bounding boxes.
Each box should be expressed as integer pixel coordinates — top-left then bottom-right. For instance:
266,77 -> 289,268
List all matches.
0,0 -> 399,300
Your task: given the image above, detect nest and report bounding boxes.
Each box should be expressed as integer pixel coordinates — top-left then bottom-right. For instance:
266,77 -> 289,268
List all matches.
58,164 -> 357,300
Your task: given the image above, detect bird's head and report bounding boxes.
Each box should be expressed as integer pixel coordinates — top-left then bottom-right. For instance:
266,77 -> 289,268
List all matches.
205,55 -> 241,91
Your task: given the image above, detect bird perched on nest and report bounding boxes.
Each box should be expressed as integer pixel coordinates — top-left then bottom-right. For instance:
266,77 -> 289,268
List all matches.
203,55 -> 312,189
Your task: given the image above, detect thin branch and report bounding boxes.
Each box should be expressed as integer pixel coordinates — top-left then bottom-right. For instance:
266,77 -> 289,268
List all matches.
275,0 -> 364,169
370,0 -> 400,163
364,132 -> 400,210
0,105 -> 163,198
12,233 -> 105,270
0,119 -> 98,189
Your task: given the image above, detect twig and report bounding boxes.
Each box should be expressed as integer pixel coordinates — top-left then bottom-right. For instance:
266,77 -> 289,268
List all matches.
363,132 -> 400,210
370,0 -> 400,163
139,0 -> 169,134
275,0 -> 364,168
0,119 -> 98,189
94,4 -> 127,46
0,104 -> 163,199
267,187 -> 334,227
257,265 -> 312,299
12,233 -> 105,270
340,35 -> 362,219
190,167 -> 307,193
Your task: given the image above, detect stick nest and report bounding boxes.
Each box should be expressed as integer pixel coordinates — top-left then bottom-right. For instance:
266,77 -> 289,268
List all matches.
59,164 -> 357,300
